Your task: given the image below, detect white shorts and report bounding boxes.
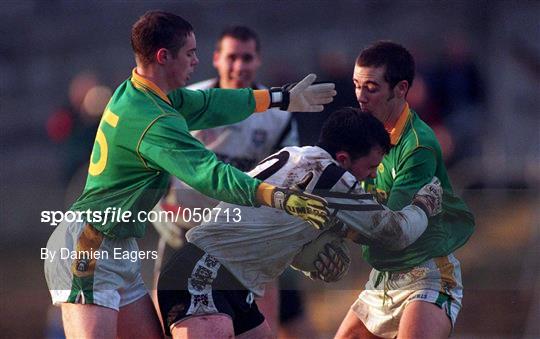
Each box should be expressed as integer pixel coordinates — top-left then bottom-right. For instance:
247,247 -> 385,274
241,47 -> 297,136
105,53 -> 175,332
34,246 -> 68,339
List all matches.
44,220 -> 147,311
351,254 -> 463,338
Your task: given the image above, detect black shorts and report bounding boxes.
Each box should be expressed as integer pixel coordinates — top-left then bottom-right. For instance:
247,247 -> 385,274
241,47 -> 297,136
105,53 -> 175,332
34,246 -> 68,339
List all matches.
157,243 -> 265,336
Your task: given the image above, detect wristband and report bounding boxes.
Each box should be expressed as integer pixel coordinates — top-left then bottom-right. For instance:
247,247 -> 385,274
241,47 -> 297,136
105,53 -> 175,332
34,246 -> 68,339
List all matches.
269,87 -> 290,110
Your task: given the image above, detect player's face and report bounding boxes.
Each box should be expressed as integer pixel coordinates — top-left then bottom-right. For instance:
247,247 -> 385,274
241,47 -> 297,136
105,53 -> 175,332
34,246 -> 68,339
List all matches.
213,37 -> 261,89
167,32 -> 199,89
353,65 -> 397,126
342,146 -> 384,181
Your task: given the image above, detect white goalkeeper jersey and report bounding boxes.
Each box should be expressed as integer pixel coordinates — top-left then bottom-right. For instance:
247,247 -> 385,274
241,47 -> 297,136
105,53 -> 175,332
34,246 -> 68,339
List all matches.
166,79 -> 298,212
186,146 -> 428,296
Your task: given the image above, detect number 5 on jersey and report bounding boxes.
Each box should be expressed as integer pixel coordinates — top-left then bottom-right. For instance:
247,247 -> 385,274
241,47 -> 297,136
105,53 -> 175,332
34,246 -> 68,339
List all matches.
89,109 -> 119,176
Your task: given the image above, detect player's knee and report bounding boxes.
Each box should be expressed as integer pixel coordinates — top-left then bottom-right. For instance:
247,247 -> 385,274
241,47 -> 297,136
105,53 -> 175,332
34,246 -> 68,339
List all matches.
171,315 -> 234,339
61,303 -> 118,338
335,311 -> 372,339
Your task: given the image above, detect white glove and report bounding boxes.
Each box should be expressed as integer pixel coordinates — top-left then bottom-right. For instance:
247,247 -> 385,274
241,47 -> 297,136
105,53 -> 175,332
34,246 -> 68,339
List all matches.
150,204 -> 184,248
309,242 -> 350,282
412,177 -> 443,217
291,229 -> 350,282
269,74 -> 336,112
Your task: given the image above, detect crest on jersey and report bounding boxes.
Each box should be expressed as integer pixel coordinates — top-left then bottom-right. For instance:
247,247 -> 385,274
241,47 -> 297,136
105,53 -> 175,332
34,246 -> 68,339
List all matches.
252,129 -> 267,147
378,163 -> 384,173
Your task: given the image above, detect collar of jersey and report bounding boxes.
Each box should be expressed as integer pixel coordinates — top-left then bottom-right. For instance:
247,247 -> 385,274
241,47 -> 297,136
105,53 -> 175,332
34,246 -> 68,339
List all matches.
389,102 -> 411,145
130,68 -> 172,106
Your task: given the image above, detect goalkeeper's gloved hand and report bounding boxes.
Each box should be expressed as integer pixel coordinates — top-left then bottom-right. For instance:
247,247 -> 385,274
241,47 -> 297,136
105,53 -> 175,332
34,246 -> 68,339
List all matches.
270,186 -> 328,229
412,177 -> 443,217
309,242 -> 351,282
269,74 -> 336,112
256,173 -> 328,229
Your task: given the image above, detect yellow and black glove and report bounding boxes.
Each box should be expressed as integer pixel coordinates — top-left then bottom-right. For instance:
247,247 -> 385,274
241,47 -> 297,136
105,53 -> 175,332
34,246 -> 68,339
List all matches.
271,186 -> 328,229
257,174 -> 328,229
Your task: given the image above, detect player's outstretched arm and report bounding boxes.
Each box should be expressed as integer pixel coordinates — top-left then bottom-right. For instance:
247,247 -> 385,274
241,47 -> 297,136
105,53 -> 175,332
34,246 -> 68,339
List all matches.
170,74 -> 335,132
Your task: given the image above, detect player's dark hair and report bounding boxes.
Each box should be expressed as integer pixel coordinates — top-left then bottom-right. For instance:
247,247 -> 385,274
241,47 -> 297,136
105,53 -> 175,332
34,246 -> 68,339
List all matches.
131,11 -> 194,66
356,41 -> 415,89
317,107 -> 390,160
216,26 -> 260,53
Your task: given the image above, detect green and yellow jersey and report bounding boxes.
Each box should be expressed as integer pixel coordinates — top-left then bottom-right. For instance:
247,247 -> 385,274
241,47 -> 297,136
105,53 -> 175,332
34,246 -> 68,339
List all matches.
363,104 -> 475,271
71,69 -> 267,239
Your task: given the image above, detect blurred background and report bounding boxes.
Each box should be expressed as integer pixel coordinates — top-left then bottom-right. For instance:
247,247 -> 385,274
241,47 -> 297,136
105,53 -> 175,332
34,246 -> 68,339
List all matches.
0,0 -> 538,338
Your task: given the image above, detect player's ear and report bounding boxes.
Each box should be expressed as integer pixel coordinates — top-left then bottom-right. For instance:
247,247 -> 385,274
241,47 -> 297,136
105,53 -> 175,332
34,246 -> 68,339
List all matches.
395,80 -> 409,99
156,48 -> 169,65
335,151 -> 351,169
212,50 -> 221,68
